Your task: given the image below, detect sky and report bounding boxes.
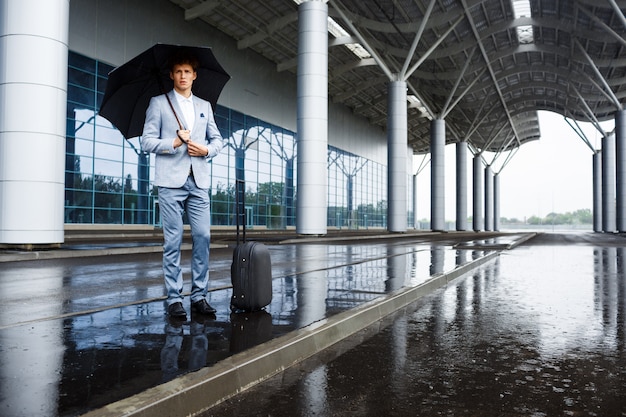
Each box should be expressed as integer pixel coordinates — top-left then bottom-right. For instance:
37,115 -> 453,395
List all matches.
413,110 -> 614,222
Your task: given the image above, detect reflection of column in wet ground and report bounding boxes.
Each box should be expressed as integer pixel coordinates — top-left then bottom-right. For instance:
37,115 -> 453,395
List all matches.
595,247 -> 618,334
618,247 -> 626,348
299,366 -> 328,414
274,246 -> 297,314
430,245 -> 445,276
386,315 -> 409,406
295,245 -> 329,327
390,315 -> 408,374
386,244 -> 407,292
594,248 -> 602,300
471,264 -> 487,315
455,249 -> 468,267
491,254 -> 500,284
0,267 -> 65,417
463,255 -> 497,322
456,267 -> 470,327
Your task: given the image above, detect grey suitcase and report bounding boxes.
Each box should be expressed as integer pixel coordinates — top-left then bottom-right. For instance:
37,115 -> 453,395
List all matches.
230,180 -> 272,312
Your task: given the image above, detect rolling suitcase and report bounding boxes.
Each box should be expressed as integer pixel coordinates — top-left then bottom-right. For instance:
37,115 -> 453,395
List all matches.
230,179 -> 272,312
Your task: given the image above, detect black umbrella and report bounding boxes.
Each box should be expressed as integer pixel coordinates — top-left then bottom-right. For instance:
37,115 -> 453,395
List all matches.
98,43 -> 230,139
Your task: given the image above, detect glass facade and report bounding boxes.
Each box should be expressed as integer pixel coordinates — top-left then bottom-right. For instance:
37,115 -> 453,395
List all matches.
65,51 -> 391,229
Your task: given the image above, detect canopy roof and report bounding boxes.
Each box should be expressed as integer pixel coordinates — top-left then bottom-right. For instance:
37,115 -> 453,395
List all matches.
170,0 -> 626,155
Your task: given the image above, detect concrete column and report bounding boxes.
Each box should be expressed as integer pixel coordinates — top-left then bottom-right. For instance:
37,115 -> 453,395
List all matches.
387,80 -> 407,232
616,110 -> 626,232
0,0 -> 69,246
494,173 -> 500,231
413,174 -> 419,229
0,4 -> 67,416
484,166 -> 494,231
456,141 -> 468,231
296,0 -> 328,234
473,155 -> 484,231
593,151 -> 603,232
430,119 -> 445,231
602,134 -> 616,232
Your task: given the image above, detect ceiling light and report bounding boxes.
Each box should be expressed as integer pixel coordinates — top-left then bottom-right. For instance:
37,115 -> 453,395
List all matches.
293,0 -> 371,59
512,0 -> 534,44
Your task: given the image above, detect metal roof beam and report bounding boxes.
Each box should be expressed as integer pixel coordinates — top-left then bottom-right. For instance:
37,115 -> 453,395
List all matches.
495,146 -> 519,175
400,0 -> 436,79
330,0 -> 395,80
480,120 -> 511,155
577,5 -> 626,47
276,57 -> 297,72
571,85 -> 609,136
467,99 -> 500,139
333,76 -> 388,102
606,0 -> 626,31
460,0 -> 521,147
237,12 -> 299,49
404,14 -> 465,81
441,48 -> 482,118
329,36 -> 360,47
574,38 -> 622,110
407,82 -> 436,120
184,0 -> 221,20
583,72 -> 623,108
563,113 -> 597,152
331,57 -> 378,78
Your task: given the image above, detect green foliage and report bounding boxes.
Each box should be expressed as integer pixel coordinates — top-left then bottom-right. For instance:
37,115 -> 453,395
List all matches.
501,208 -> 592,225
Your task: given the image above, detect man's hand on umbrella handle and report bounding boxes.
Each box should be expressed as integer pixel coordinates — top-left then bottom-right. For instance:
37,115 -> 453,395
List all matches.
175,129 -> 190,148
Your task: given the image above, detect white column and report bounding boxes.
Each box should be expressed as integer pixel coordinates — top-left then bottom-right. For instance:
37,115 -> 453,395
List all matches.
473,155 -> 484,231
602,134 -> 616,232
484,165 -> 494,231
388,79 -> 407,232
430,119 -> 445,231
296,0 -> 328,234
413,173 -> 419,229
494,173 -> 500,231
456,141 -> 468,231
0,0 -> 69,245
615,110 -> 626,232
593,151 -> 603,232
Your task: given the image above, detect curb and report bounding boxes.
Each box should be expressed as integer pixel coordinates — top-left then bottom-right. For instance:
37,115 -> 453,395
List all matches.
0,243 -> 229,263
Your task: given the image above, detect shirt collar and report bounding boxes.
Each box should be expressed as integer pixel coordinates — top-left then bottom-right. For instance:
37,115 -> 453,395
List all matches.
173,90 -> 193,103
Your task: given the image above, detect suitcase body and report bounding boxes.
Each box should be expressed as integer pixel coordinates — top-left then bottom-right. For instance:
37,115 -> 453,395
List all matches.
230,178 -> 272,312
230,240 -> 272,312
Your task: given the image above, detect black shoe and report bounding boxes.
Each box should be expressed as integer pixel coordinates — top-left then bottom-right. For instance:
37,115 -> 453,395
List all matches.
167,302 -> 187,319
192,299 -> 217,315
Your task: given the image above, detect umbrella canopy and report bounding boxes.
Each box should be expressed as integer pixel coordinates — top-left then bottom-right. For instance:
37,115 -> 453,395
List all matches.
98,43 -> 230,139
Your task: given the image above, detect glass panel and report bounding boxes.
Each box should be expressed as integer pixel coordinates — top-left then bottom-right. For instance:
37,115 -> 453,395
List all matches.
66,51 -> 395,229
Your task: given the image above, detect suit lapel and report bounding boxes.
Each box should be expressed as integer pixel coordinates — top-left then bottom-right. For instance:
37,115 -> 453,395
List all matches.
191,97 -> 202,138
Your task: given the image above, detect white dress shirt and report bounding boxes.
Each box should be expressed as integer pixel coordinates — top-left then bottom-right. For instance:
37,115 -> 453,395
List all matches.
174,91 -> 195,131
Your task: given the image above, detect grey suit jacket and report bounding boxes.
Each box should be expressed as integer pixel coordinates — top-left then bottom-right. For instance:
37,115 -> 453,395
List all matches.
141,90 -> 225,189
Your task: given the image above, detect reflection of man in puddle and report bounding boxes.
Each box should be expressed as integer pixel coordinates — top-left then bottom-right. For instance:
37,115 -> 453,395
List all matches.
161,317 -> 209,382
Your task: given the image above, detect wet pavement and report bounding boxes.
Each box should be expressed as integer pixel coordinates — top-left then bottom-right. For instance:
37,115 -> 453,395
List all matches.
205,232 -> 626,417
0,231 -> 624,416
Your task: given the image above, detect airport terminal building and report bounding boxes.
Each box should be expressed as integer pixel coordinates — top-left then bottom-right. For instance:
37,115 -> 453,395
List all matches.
0,0 -> 407,246
2,0 -> 626,246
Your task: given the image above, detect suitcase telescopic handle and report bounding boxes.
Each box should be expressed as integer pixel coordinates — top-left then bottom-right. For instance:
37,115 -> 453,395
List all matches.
235,179 -> 246,244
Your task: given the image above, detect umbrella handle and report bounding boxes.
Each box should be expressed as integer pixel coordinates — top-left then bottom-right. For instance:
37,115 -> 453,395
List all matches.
164,92 -> 185,132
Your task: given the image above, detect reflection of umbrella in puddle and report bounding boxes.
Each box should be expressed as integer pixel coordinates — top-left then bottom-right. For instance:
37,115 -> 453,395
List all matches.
98,43 -> 230,139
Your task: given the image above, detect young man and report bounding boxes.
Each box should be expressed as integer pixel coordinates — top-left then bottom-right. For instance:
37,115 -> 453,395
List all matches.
141,53 -> 225,319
